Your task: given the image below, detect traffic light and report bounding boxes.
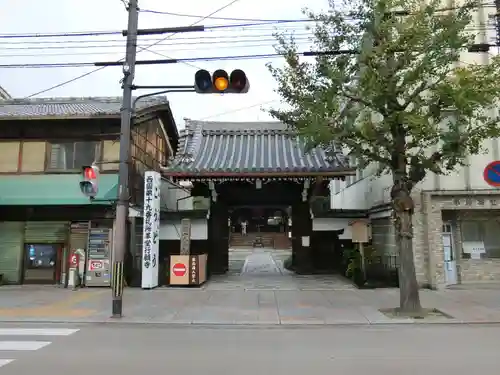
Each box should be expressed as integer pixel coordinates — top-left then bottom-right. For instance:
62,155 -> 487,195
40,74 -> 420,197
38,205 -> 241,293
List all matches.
79,164 -> 99,199
194,69 -> 250,94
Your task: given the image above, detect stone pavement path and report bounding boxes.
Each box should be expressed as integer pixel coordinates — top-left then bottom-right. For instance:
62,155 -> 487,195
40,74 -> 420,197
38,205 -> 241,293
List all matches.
241,249 -> 283,275
216,247 -> 354,291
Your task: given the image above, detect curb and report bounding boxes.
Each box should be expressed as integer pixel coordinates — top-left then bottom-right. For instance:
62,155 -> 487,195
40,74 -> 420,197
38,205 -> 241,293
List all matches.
1,319 -> 500,328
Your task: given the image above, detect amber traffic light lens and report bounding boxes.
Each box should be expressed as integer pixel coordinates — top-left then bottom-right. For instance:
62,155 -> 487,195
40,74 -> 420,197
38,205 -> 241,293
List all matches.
214,77 -> 228,91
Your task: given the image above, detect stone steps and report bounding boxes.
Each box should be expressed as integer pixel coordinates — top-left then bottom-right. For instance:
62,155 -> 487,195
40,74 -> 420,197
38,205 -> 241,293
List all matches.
230,232 -> 291,249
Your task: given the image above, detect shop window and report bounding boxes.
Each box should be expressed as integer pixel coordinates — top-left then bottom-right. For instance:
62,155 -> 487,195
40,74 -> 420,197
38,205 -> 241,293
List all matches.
24,244 -> 58,284
47,141 -> 100,171
461,220 -> 500,259
0,141 -> 20,172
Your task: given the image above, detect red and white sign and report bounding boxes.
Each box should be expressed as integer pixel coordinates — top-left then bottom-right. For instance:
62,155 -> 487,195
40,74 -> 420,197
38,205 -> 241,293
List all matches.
89,260 -> 103,271
172,263 -> 187,277
69,252 -> 79,268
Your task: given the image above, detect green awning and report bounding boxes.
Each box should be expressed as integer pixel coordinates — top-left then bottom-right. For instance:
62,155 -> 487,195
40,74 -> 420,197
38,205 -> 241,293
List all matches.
0,174 -> 118,205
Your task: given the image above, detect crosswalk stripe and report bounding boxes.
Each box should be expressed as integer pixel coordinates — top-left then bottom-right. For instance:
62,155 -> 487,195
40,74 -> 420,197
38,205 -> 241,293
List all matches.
0,359 -> 14,368
0,341 -> 51,351
0,328 -> 79,336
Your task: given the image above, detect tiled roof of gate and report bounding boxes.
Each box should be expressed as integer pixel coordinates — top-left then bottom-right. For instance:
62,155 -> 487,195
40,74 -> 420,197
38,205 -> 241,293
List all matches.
0,96 -> 170,120
164,119 -> 352,177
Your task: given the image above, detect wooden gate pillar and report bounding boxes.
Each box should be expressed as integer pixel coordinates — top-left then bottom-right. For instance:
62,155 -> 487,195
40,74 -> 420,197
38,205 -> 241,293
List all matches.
208,199 -> 229,274
291,199 -> 313,273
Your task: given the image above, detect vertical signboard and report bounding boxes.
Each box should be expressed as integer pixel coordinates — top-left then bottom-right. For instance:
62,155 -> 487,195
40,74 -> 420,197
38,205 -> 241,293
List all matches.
141,171 -> 161,289
180,218 -> 191,255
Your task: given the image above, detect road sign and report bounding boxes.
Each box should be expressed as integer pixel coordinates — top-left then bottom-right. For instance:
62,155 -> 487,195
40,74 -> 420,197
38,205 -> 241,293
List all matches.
70,252 -> 79,268
89,260 -> 103,270
483,161 -> 500,187
172,263 -> 187,277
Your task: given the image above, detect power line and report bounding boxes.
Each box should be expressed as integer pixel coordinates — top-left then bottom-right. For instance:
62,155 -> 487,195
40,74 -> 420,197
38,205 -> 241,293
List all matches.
195,99 -> 278,120
3,2 -> 496,40
0,24 -> 312,45
140,8 -> 312,23
0,30 -> 313,46
141,2 -> 498,21
20,1 -> 497,96
0,30 -> 121,39
0,50 -> 359,68
0,19 -> 311,40
6,39 -> 498,68
0,33 -> 314,51
23,0 -> 243,97
2,22 -> 493,52
0,38 -> 314,58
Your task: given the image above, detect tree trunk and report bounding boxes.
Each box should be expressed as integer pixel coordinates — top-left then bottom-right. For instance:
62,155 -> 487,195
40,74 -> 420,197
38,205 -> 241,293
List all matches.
392,191 -> 422,313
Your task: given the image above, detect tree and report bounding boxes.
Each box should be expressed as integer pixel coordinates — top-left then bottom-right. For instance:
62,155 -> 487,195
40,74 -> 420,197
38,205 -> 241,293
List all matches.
268,0 -> 500,313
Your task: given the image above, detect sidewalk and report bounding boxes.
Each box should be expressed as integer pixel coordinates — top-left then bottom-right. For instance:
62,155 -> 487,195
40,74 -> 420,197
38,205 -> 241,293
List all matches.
2,284 -> 500,325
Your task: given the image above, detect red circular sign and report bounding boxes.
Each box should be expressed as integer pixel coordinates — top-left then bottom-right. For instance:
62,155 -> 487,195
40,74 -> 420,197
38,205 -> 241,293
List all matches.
90,261 -> 102,270
172,263 -> 187,277
70,254 -> 78,267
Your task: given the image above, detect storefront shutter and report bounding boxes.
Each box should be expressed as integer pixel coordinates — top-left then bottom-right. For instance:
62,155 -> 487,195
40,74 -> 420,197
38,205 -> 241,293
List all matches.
0,222 -> 24,284
69,222 -> 90,251
25,221 -> 69,243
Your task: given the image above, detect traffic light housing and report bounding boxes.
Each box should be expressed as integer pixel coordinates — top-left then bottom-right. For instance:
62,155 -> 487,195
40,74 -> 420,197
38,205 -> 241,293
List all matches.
194,69 -> 250,94
79,165 -> 99,199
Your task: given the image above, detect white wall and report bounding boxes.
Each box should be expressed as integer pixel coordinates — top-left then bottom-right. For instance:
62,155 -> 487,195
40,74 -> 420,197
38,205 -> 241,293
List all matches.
312,218 -> 353,239
332,140 -> 499,211
160,179 -> 191,211
159,219 -> 207,240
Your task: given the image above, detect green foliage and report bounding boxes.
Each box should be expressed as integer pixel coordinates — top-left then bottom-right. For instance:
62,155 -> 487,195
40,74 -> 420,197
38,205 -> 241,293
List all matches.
343,245 -> 377,279
268,0 -> 500,188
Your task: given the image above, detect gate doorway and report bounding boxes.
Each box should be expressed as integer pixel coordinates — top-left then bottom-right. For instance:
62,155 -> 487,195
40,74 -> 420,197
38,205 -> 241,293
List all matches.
162,119 -> 357,290
228,205 -> 291,277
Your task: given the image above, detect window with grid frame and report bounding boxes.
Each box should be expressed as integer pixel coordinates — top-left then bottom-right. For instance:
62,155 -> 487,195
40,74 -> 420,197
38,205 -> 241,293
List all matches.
47,141 -> 100,171
460,220 -> 500,259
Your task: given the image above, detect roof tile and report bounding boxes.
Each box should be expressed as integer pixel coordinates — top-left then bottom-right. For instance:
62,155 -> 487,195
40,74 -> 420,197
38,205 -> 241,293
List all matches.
0,96 -> 170,120
166,119 -> 351,177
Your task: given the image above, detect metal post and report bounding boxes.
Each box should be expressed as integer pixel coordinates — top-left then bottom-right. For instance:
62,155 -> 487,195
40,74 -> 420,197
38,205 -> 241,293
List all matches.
112,0 -> 139,318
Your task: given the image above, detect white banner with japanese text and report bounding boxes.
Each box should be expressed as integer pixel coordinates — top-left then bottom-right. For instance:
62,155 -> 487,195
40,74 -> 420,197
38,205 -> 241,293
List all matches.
141,171 -> 161,289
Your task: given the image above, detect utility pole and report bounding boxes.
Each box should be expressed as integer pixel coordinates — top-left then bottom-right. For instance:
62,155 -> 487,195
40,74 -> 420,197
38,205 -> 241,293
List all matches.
112,0 -> 139,318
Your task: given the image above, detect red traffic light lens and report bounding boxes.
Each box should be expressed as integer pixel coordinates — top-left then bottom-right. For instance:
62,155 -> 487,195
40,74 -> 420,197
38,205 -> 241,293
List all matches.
229,69 -> 247,92
84,167 -> 96,180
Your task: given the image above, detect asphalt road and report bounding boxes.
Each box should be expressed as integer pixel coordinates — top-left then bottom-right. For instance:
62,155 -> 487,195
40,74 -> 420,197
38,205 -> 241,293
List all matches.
0,323 -> 499,374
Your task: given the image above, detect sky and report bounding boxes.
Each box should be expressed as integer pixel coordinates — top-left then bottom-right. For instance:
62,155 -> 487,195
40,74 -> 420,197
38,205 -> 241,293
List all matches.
0,0 -> 331,128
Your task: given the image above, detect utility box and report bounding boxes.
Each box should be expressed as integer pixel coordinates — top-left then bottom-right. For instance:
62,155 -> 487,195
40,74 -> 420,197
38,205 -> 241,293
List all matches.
169,254 -> 207,286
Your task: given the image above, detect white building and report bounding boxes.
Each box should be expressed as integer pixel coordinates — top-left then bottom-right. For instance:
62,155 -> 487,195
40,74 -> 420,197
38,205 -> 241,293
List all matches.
331,2 -> 500,288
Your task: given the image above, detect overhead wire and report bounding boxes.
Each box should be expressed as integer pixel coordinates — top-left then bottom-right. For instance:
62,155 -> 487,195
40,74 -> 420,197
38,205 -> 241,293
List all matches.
0,20 -> 313,40
0,51 -> 380,68
1,22 -> 494,52
11,1 -> 500,94
0,36 -> 314,57
1,23 -> 494,60
0,24 -> 314,46
0,29 -> 313,46
139,8 -> 311,23
4,2 -> 496,40
195,99 -> 279,120
22,0 -> 244,97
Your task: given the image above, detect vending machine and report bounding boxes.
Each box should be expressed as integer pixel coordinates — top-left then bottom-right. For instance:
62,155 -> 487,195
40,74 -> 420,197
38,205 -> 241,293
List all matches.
85,226 -> 112,287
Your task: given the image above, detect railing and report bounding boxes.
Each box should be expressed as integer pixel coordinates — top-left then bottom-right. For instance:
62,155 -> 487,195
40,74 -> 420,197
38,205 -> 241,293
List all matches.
365,255 -> 399,286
